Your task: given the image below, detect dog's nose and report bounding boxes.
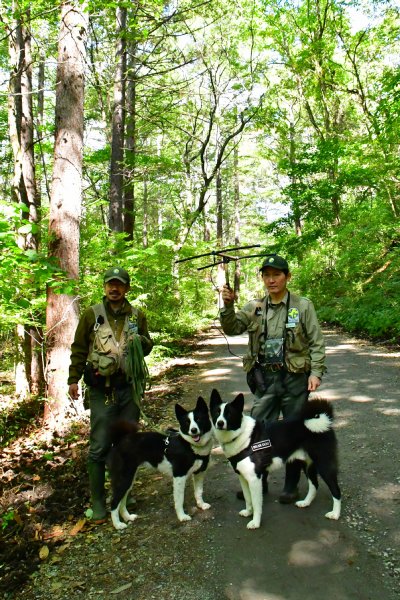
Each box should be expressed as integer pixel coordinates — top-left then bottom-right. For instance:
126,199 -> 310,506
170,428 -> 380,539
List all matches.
190,427 -> 199,434
217,420 -> 224,429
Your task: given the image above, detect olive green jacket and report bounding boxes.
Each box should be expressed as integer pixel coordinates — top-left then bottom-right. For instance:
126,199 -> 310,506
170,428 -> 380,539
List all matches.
68,297 -> 153,385
219,291 -> 326,379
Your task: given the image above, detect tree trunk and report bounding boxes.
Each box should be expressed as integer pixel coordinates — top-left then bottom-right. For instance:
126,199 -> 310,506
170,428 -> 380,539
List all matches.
45,2 -> 87,428
203,201 -> 211,242
7,6 -> 41,398
143,178 -> 148,248
109,5 -> 127,232
215,169 -> 226,307
233,145 -> 241,298
30,51 -> 46,397
124,42 -> 137,240
289,121 -> 302,236
216,169 -> 223,243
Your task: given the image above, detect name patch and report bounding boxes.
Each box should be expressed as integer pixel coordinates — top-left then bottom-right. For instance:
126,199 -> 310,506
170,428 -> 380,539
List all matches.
251,439 -> 272,452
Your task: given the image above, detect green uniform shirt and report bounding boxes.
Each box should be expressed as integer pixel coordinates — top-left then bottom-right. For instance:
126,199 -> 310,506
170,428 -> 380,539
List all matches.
220,291 -> 326,379
68,297 -> 153,385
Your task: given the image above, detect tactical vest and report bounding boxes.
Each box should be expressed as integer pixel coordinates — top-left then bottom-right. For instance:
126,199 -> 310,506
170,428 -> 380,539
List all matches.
87,303 -> 138,377
242,292 -> 310,374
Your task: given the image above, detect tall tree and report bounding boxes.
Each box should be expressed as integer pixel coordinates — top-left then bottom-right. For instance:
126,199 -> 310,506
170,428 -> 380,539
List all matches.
124,39 -> 138,240
45,1 -> 87,426
7,4 -> 40,398
109,4 -> 127,232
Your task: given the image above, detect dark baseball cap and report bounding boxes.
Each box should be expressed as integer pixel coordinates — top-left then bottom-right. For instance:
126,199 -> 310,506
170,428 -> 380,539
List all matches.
103,267 -> 130,285
259,254 -> 289,273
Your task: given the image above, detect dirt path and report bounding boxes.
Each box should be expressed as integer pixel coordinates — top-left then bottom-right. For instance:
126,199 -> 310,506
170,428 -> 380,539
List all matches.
17,327 -> 399,600
184,326 -> 400,600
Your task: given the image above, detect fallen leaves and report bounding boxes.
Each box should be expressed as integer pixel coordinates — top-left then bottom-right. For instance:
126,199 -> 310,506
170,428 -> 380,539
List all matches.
69,518 -> 86,537
110,583 -> 133,595
39,545 -> 49,560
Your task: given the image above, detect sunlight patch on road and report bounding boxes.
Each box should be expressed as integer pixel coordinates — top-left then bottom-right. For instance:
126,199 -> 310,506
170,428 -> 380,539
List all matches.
287,540 -> 329,567
362,350 -> 400,359
203,368 -> 231,376
227,581 -> 286,600
315,387 -> 341,401
370,483 -> 400,501
326,343 -> 358,353
200,333 -> 248,347
377,407 -> 400,416
349,395 -> 373,403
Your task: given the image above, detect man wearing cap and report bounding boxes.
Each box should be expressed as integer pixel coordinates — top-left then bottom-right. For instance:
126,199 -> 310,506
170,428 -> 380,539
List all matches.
220,254 -> 326,503
68,267 -> 153,521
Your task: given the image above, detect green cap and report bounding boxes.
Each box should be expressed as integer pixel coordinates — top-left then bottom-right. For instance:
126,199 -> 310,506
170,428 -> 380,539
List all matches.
103,267 -> 130,285
260,254 -> 289,273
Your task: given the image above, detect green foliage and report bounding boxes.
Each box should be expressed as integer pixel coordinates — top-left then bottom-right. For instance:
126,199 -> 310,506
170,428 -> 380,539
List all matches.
266,205 -> 400,341
1,508 -> 17,531
0,204 -> 52,330
1,0 -> 400,367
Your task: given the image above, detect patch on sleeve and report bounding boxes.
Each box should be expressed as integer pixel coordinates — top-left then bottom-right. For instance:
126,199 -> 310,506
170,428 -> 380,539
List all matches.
251,439 -> 272,452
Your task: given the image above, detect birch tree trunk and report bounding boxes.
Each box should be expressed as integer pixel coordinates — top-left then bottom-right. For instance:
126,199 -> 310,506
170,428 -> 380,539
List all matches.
45,2 -> 87,427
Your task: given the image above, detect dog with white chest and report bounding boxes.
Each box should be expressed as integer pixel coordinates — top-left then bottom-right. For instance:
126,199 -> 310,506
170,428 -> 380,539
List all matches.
210,388 -> 341,529
108,396 -> 213,530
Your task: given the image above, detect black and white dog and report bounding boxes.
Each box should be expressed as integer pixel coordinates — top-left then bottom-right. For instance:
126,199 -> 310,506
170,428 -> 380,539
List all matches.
210,389 -> 341,530
109,396 -> 213,531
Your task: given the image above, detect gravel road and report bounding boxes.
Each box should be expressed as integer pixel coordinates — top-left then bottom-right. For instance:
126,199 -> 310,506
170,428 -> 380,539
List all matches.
17,326 -> 399,600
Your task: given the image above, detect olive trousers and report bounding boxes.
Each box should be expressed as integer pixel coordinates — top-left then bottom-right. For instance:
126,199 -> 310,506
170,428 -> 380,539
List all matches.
86,384 -> 140,464
251,369 -> 309,423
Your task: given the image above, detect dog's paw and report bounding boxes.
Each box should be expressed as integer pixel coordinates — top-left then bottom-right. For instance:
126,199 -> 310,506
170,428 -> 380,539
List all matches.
197,502 -> 211,511
325,510 -> 340,520
295,500 -> 310,509
239,509 -> 253,518
124,513 -> 138,523
178,513 -> 192,522
113,521 -> 128,531
246,519 -> 260,530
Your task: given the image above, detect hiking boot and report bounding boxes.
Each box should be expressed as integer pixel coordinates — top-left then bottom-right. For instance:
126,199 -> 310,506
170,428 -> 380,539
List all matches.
279,460 -> 302,505
88,461 -> 107,521
278,488 -> 299,504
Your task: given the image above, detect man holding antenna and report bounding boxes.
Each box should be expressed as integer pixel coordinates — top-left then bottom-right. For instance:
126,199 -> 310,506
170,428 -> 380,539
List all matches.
219,254 -> 326,503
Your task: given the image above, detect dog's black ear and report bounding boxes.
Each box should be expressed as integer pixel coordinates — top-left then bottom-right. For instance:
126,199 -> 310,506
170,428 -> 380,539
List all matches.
196,396 -> 208,412
232,393 -> 245,412
210,388 -> 222,408
175,403 -> 186,419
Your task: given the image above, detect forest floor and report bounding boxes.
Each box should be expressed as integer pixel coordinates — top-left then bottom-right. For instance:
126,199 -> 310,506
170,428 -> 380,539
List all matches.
1,326 -> 399,600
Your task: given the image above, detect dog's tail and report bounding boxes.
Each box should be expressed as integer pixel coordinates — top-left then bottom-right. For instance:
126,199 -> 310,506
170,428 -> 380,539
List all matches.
109,419 -> 140,446
302,399 -> 334,434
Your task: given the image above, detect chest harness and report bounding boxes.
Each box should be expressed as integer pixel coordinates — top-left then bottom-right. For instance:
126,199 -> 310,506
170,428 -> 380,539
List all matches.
88,303 -> 149,409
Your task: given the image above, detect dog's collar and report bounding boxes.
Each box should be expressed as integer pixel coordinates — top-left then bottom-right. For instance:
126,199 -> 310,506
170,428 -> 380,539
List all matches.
164,430 -> 180,447
164,432 -> 212,455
